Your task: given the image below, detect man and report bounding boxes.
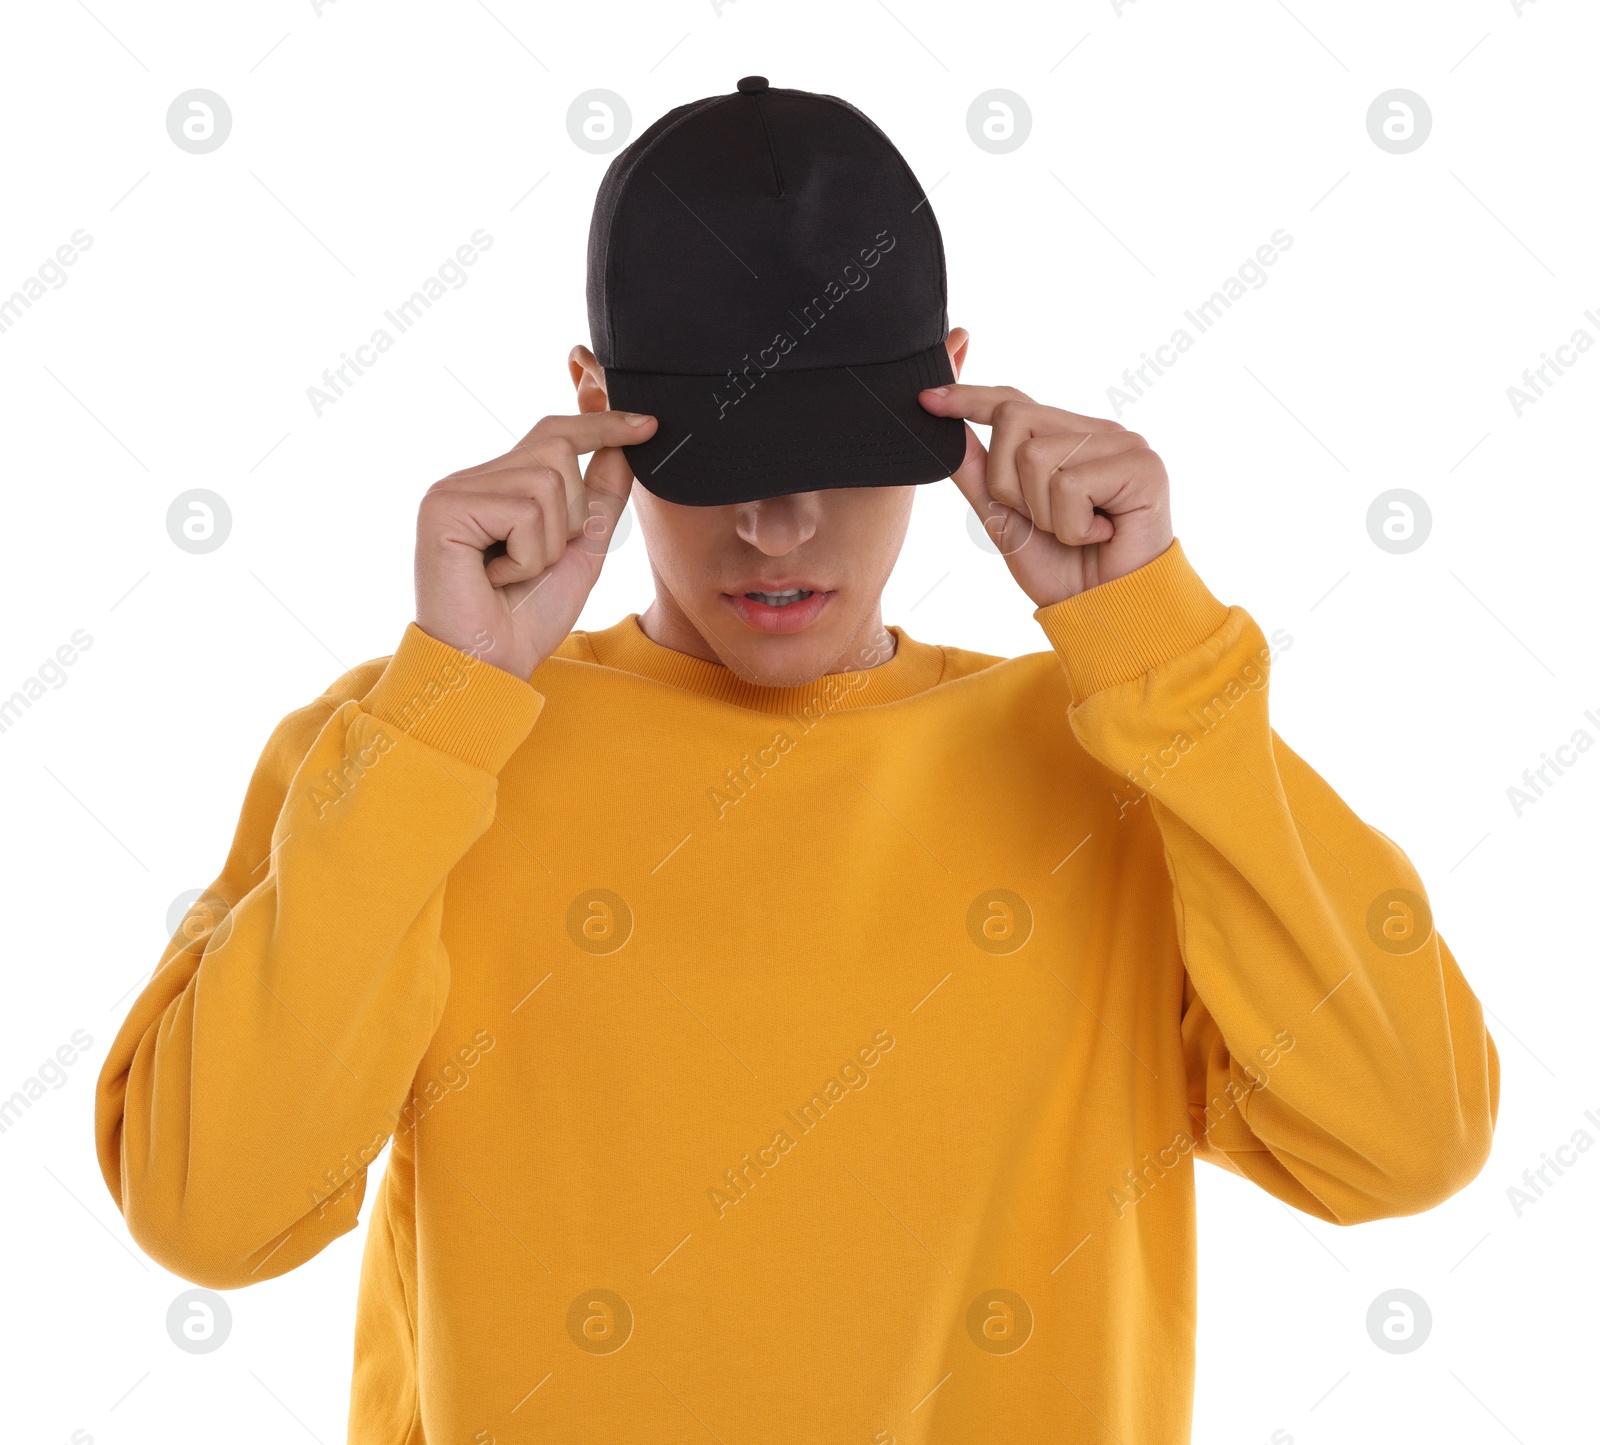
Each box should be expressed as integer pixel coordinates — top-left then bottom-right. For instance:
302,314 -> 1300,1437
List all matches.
96,78 -> 1498,1443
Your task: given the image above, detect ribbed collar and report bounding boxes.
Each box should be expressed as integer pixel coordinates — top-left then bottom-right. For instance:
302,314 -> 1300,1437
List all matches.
578,613 -> 948,715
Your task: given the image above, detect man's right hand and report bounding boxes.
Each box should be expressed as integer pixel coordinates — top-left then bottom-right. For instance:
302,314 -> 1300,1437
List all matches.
414,409 -> 657,681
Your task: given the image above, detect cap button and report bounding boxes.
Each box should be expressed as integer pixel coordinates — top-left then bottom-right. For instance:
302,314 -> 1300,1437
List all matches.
736,75 -> 769,94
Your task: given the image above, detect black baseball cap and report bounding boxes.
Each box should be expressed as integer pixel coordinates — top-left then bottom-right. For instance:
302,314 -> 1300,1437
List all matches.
585,75 -> 967,507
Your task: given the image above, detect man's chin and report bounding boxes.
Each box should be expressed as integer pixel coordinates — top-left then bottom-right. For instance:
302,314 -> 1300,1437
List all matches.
711,620 -> 862,690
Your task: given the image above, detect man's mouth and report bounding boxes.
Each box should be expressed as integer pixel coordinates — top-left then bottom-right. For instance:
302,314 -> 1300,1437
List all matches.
722,585 -> 833,634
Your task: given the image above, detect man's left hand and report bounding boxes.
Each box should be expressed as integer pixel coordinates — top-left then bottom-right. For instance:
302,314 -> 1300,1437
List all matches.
919,384 -> 1173,607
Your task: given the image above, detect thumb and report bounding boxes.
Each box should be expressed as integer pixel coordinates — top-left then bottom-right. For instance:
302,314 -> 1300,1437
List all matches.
573,443 -> 636,558
948,421 -> 1033,557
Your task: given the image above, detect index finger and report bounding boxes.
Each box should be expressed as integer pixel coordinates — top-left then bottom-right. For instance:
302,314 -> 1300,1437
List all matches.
918,384 -> 1124,435
519,408 -> 658,454
457,409 -> 658,480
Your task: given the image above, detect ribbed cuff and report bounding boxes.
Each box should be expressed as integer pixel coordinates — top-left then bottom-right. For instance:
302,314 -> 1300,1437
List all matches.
1034,539 -> 1230,705
361,624 -> 544,774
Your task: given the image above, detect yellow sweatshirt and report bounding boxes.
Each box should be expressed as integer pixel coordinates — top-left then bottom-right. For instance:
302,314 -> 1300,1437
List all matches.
95,540 -> 1498,1444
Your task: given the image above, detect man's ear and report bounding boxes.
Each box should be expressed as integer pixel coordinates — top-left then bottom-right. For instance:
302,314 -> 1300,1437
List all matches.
568,345 -> 610,413
945,325 -> 970,382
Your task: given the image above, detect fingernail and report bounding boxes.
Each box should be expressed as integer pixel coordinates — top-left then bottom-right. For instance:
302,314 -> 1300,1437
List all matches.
624,412 -> 652,425
926,386 -> 949,397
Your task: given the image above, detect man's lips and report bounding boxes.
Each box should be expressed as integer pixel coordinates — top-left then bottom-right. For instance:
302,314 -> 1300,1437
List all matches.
721,587 -> 833,634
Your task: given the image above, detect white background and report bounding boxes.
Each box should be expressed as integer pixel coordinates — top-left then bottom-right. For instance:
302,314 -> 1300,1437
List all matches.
1,1 -> 1594,1441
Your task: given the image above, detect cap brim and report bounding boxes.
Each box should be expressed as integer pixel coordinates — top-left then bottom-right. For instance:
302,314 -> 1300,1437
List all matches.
603,342 -> 967,506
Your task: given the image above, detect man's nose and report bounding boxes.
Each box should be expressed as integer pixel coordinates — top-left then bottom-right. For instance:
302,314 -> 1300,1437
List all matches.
734,493 -> 820,555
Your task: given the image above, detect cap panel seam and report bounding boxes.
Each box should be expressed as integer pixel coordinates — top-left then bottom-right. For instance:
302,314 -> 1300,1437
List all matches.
750,93 -> 786,198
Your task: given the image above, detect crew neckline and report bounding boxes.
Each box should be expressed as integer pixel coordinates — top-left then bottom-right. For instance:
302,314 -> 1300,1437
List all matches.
577,613 -> 948,715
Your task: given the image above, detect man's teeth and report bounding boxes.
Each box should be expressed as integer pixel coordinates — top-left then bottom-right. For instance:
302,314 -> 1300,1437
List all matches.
746,589 -> 813,607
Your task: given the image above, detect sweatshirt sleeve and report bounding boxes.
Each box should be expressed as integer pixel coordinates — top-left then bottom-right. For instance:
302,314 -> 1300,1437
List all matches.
1035,540 -> 1500,1225
94,624 -> 542,1288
